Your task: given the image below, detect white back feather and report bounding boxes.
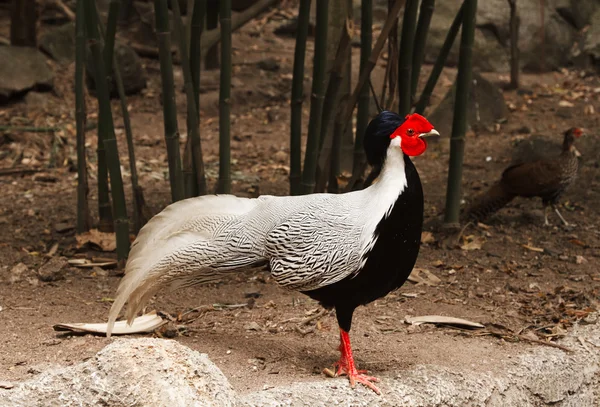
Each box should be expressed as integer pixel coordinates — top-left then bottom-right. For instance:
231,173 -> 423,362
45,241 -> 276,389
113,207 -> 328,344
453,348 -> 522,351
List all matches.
106,195 -> 258,336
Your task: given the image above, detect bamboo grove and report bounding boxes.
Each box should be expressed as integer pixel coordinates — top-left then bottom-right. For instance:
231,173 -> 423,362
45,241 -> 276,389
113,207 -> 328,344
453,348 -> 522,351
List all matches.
75,0 -> 478,262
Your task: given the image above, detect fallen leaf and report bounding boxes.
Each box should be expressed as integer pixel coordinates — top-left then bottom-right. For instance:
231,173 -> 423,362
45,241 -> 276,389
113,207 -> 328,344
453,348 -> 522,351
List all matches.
522,244 -> 544,253
76,229 -> 116,252
460,235 -> 484,251
558,100 -> 574,107
575,255 -> 588,265
408,268 -> 441,286
53,311 -> 166,335
420,231 -> 435,244
404,315 -> 484,329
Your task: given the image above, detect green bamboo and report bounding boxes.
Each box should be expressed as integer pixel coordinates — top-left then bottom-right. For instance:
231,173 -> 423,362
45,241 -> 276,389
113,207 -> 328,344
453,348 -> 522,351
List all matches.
83,0 -> 130,260
315,18 -> 353,192
103,0 -> 119,76
96,2 -> 147,232
508,0 -> 519,89
205,0 -> 219,69
190,0 -> 205,115
350,0 -> 372,191
172,0 -> 208,196
216,0 -> 232,194
154,0 -> 185,202
75,0 -> 91,233
289,0 -> 311,196
411,0 -> 436,102
184,0 -> 206,197
95,5 -> 113,234
397,0 -> 419,115
444,0 -> 477,225
414,3 -> 464,114
300,0 -> 328,195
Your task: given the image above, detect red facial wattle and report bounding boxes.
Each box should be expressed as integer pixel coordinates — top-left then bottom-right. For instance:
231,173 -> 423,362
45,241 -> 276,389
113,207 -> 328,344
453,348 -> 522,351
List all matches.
390,113 -> 435,157
400,135 -> 427,156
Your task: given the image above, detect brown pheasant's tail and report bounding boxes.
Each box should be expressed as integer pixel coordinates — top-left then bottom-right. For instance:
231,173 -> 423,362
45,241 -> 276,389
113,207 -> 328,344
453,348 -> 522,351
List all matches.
465,182 -> 515,222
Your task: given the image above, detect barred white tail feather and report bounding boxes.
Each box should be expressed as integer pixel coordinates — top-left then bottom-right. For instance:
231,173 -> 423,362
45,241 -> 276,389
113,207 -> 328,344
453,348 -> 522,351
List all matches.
106,195 -> 260,337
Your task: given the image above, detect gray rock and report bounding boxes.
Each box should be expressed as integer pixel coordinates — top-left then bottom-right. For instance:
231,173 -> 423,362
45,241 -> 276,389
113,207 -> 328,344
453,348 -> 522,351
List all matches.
0,46 -> 53,103
37,257 -> 68,282
86,42 -> 147,98
423,0 -> 576,73
0,325 -> 599,406
428,72 -> 509,135
0,338 -> 238,407
39,23 -> 76,63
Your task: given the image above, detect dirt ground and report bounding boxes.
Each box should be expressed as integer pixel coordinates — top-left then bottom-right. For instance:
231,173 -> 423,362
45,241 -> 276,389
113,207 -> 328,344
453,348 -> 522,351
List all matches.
1,7 -> 599,395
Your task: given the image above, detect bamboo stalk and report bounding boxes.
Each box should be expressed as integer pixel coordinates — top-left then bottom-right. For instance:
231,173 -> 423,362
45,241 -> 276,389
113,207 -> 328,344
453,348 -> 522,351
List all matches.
184,0 -> 206,197
444,0 -> 477,225
508,0 -> 519,89
103,0 -> 119,76
96,2 -> 148,232
315,17 -> 353,192
382,0 -> 398,111
341,0 -> 405,140
289,0 -> 311,196
172,0 -> 208,196
411,0 -> 435,102
414,2 -> 464,114
349,0 -> 372,192
154,0 -> 185,202
205,0 -> 219,69
75,0 -> 91,233
397,0 -> 419,115
299,0 -> 328,195
216,0 -> 232,194
83,0 -> 130,261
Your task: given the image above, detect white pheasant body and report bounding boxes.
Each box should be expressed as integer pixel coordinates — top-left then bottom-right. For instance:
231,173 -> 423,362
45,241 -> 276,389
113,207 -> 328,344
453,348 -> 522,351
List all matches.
107,138 -> 408,334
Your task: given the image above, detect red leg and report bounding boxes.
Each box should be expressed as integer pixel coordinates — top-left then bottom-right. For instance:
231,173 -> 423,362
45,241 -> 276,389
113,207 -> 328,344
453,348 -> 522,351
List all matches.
331,328 -> 381,394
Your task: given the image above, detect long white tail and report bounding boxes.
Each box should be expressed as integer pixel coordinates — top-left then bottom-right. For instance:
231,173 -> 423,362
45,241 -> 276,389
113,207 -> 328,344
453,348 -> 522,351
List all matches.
106,195 -> 259,337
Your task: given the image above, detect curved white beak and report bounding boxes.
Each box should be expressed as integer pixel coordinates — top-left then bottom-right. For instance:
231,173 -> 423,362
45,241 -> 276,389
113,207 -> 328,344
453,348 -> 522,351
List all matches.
419,129 -> 440,138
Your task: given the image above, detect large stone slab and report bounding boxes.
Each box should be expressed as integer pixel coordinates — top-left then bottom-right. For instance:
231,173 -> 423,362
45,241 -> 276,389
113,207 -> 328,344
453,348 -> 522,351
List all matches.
0,46 -> 53,103
1,323 -> 598,406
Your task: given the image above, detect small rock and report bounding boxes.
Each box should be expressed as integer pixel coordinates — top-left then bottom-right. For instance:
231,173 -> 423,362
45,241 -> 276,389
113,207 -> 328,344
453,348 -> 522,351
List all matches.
231,77 -> 244,88
257,58 -> 280,72
24,91 -> 51,111
575,255 -> 588,264
9,263 -> 29,284
244,321 -> 261,331
38,256 -> 68,282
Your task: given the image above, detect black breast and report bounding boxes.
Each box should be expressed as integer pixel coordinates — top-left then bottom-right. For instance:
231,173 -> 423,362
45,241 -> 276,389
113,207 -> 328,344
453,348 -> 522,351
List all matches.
303,156 -> 424,331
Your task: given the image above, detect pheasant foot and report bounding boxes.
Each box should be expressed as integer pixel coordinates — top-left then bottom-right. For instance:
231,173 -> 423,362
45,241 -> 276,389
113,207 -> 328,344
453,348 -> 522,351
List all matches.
330,329 -> 381,395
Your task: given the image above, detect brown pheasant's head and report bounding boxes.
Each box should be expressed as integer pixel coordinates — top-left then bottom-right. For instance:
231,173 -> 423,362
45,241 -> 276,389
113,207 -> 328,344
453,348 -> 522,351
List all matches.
563,127 -> 584,156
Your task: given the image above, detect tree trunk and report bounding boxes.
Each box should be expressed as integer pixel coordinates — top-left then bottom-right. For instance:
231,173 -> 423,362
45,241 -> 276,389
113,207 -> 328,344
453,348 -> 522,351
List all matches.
10,0 -> 37,46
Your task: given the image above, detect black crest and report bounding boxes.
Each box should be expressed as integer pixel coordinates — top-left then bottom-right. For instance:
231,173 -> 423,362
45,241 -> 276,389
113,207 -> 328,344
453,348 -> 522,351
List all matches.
363,111 -> 405,168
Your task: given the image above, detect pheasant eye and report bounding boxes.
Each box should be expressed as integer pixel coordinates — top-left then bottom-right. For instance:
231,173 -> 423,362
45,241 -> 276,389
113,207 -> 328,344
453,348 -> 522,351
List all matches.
407,129 -> 414,136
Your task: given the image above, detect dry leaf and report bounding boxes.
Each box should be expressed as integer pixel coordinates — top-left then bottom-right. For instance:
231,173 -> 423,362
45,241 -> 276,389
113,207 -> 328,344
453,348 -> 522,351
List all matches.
76,229 -> 116,252
460,235 -> 484,251
558,100 -> 574,107
408,268 -> 441,286
522,244 -> 544,253
405,315 -> 484,329
421,231 -> 435,244
53,311 -> 166,336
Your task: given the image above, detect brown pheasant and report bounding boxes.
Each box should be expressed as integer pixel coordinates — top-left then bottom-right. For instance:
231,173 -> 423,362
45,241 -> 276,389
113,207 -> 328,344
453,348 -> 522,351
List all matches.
466,127 -> 583,226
